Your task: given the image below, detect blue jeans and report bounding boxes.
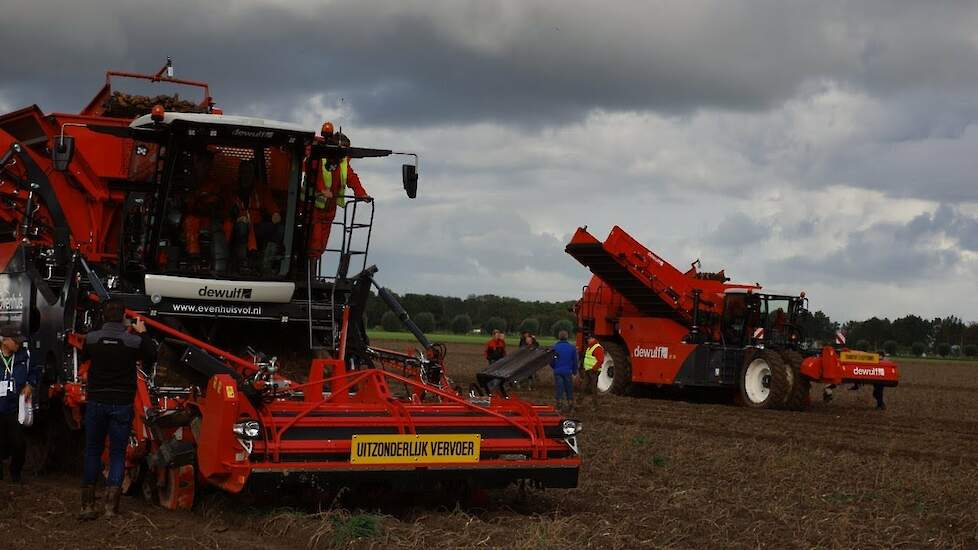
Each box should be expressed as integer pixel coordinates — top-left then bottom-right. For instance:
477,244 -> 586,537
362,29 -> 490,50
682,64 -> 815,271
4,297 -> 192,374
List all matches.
554,373 -> 573,402
83,401 -> 134,487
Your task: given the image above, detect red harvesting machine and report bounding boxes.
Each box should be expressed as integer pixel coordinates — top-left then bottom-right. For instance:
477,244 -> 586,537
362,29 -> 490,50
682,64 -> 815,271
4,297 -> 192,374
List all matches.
0,60 -> 580,508
567,225 -> 899,409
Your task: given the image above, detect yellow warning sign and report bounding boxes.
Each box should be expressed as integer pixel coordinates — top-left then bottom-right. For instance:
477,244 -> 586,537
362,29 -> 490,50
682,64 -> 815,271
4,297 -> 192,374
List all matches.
350,434 -> 481,465
225,385 -> 235,399
841,351 -> 880,364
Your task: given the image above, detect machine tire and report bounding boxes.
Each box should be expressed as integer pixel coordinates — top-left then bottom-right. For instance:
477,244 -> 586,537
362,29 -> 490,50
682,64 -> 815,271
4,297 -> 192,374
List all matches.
738,349 -> 790,409
780,350 -> 811,411
157,464 -> 196,510
599,341 -> 632,396
26,397 -> 85,476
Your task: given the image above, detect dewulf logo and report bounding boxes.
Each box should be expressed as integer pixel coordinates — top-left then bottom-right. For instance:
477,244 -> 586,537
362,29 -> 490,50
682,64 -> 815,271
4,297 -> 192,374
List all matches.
0,294 -> 24,311
231,128 -> 274,139
198,286 -> 253,300
634,345 -> 669,359
852,367 -> 885,377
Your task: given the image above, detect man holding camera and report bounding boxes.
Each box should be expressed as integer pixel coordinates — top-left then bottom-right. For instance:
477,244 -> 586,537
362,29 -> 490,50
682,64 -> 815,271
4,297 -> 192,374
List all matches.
79,298 -> 157,520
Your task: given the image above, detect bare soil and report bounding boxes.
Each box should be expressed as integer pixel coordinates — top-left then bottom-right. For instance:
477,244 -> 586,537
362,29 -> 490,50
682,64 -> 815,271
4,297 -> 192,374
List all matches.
2,342 -> 976,549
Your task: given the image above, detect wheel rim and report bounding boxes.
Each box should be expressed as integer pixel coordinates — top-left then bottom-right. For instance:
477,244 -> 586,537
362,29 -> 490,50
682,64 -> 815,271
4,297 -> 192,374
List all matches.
744,358 -> 772,404
596,355 -> 613,393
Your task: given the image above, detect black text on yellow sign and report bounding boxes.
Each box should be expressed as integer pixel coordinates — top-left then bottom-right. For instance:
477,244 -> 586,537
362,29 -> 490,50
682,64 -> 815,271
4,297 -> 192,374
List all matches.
840,351 -> 880,364
350,434 -> 481,464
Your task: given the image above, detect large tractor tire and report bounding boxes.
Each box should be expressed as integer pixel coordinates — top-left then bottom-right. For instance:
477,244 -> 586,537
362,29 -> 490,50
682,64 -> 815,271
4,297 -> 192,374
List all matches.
598,341 -> 632,396
780,350 -> 811,411
738,349 -> 791,409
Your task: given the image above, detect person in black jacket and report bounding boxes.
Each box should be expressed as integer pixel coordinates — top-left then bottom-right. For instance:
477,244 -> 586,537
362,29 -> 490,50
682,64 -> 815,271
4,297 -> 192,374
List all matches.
0,333 -> 39,483
78,298 -> 158,520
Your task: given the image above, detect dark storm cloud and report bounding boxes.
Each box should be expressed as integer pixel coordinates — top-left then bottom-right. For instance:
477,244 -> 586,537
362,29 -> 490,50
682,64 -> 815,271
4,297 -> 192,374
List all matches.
708,212 -> 770,249
2,1 -> 978,126
771,204 -> 977,284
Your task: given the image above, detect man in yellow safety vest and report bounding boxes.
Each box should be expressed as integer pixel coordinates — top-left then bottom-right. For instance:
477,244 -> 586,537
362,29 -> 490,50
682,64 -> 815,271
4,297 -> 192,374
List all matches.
581,336 -> 604,409
308,126 -> 370,258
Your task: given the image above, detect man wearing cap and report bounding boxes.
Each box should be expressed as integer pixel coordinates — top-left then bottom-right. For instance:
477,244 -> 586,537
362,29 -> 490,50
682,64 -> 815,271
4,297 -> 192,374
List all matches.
580,336 -> 604,409
78,298 -> 158,520
308,124 -> 370,260
0,333 -> 39,483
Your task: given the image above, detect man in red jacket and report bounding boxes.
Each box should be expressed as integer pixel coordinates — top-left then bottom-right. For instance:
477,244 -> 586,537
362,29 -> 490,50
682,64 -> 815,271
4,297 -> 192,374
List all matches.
485,330 -> 506,366
230,159 -> 282,274
308,125 -> 370,260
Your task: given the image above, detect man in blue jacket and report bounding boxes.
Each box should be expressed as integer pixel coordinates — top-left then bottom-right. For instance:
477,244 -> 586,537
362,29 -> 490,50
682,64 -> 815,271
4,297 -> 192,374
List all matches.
0,333 -> 40,483
550,330 -> 578,411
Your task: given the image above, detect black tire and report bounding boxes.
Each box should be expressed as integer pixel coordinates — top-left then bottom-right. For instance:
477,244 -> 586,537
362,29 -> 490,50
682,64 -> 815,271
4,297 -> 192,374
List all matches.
26,398 -> 85,476
780,350 -> 811,411
601,341 -> 632,396
738,348 -> 790,409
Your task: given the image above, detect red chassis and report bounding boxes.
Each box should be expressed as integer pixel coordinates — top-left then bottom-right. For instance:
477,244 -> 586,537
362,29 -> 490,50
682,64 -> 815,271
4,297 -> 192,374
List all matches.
58,309 -> 579,509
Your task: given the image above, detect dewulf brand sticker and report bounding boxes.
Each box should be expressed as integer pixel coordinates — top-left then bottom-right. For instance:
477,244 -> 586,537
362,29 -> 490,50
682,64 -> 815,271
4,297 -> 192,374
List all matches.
634,345 -> 671,359
144,275 -> 294,303
0,293 -> 24,311
851,367 -> 886,377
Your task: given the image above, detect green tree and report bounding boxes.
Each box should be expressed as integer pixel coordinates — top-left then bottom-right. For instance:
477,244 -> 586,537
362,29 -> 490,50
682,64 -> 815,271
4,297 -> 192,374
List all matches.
450,314 -> 472,334
891,315 -> 931,348
855,339 -> 870,352
518,318 -> 540,335
932,316 -> 965,349
380,311 -> 401,332
483,316 -> 507,334
964,344 -> 977,357
797,309 -> 838,345
551,319 -> 575,339
415,312 -> 435,333
911,341 -> 926,356
883,340 -> 897,356
937,342 -> 951,357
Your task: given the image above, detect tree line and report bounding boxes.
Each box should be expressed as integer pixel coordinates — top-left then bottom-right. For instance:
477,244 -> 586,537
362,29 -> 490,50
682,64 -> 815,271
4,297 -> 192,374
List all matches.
797,310 -> 977,357
369,291 -> 975,357
367,292 -> 578,338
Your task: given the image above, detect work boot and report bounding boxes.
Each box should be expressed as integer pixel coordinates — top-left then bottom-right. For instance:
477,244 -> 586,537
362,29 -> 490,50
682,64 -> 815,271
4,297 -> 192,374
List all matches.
78,486 -> 98,521
104,486 -> 122,518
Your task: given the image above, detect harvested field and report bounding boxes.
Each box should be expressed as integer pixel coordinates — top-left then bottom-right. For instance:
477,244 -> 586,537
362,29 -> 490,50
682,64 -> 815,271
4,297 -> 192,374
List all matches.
3,342 -> 977,549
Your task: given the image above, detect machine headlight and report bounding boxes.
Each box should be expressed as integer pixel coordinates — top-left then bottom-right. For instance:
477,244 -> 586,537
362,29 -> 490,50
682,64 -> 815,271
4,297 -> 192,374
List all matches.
232,419 -> 261,439
561,419 -> 582,436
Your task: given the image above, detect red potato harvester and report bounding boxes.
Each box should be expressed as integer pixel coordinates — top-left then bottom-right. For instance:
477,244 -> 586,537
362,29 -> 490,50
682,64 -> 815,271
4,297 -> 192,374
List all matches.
0,60 -> 580,508
567,225 -> 898,409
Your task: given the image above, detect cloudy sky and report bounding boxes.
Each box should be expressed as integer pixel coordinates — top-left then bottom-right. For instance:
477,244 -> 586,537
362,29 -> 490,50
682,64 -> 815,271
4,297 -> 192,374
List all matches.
2,0 -> 978,322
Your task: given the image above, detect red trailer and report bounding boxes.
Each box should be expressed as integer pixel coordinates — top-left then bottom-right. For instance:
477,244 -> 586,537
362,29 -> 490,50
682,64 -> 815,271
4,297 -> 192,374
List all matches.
567,225 -> 899,409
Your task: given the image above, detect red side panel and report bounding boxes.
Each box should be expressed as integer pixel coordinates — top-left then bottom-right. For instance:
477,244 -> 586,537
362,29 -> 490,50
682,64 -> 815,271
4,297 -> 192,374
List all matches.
618,316 -> 696,384
49,113 -> 132,184
800,347 -> 900,386
197,375 -> 250,492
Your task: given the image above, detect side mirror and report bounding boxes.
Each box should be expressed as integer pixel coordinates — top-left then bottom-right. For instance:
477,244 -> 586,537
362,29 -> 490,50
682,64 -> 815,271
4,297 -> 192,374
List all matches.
402,164 -> 418,199
51,136 -> 75,172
